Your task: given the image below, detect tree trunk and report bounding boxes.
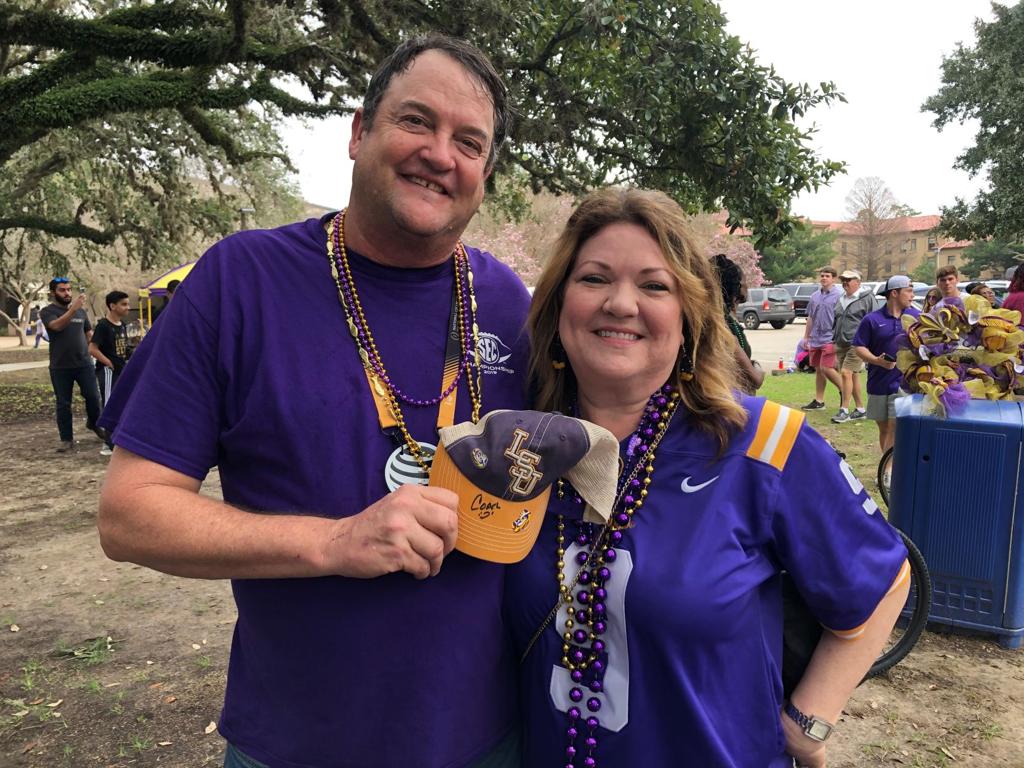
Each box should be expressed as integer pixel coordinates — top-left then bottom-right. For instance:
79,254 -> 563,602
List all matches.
0,309 -> 28,346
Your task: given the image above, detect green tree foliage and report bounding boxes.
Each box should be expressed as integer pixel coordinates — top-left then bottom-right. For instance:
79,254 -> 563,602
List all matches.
959,239 -> 1024,278
0,0 -> 846,255
757,222 -> 835,284
911,259 -> 936,284
923,2 -> 1024,242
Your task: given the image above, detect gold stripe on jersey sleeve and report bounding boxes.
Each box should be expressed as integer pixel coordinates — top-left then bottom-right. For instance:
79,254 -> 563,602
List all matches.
745,401 -> 805,471
825,559 -> 911,641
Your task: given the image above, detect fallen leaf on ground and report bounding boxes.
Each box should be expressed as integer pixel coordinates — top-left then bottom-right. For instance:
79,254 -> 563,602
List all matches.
9,624 -> 19,632
204,721 -> 217,734
163,695 -> 177,704
157,741 -> 172,746
46,699 -> 62,707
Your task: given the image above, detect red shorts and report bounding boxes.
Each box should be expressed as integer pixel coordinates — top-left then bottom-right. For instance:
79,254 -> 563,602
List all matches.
808,343 -> 836,370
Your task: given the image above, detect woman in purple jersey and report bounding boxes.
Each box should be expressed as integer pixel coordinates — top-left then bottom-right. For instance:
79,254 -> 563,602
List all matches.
507,188 -> 910,768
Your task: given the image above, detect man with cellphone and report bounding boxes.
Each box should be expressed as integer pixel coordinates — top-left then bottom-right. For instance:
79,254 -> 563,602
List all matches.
40,277 -> 105,452
853,275 -> 920,455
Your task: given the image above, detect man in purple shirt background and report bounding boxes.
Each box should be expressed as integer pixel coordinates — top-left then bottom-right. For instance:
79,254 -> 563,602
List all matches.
801,266 -> 843,411
97,35 -> 529,768
853,275 -> 920,455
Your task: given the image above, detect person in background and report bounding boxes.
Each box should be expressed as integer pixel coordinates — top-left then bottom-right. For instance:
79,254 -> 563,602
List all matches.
166,279 -> 180,300
509,187 -> 910,768
968,281 -> 999,307
40,278 -> 105,452
89,290 -> 132,456
34,310 -> 48,348
801,267 -> 842,410
830,270 -> 873,423
922,287 -> 942,314
711,253 -> 763,392
1002,264 -> 1024,315
935,264 -> 962,301
853,275 -> 921,456
96,34 -> 527,768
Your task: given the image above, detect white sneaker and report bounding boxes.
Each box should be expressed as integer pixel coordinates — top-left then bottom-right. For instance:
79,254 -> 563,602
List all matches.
99,445 -> 113,456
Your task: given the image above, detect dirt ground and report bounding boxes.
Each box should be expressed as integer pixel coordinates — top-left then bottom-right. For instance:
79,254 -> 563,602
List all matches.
1,413 -> 1023,767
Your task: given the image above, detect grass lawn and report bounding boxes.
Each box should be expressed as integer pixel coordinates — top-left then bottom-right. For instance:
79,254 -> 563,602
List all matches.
759,371 -> 885,510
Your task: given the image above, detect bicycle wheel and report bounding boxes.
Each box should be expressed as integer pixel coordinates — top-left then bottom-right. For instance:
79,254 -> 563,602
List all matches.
864,529 -> 931,679
877,446 -> 894,509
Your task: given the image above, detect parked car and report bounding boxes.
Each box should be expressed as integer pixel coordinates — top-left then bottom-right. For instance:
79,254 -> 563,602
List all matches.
735,286 -> 795,330
779,282 -> 818,317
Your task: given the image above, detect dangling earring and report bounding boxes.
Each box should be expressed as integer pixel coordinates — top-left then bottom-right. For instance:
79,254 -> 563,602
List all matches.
678,331 -> 695,381
551,333 -> 567,370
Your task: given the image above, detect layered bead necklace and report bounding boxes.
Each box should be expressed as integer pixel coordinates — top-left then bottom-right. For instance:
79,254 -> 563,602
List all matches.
326,210 -> 483,474
556,384 -> 680,768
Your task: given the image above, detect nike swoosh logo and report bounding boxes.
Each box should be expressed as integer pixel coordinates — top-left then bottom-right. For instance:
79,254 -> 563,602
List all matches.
680,475 -> 720,493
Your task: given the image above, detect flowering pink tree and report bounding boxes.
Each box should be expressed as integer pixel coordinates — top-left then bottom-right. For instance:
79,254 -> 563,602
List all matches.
468,194 -> 575,287
706,233 -> 765,287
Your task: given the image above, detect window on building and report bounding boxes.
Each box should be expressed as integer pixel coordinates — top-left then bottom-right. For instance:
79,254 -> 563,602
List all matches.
927,236 -> 937,250
947,254 -> 956,265
885,241 -> 893,254
883,260 -> 892,273
911,238 -> 917,251
898,261 -> 907,272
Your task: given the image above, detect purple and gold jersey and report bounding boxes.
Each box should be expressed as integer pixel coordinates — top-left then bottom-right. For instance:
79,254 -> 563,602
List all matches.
506,396 -> 907,767
99,217 -> 531,768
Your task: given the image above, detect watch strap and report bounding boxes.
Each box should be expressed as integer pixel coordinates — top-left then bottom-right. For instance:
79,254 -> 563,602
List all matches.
784,701 -> 834,742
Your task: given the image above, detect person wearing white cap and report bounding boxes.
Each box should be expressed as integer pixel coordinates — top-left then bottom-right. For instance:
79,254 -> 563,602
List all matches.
853,276 -> 920,454
829,270 -> 873,423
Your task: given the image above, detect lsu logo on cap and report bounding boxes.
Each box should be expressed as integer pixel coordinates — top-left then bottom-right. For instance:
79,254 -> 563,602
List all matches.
505,428 -> 543,496
430,410 -> 619,564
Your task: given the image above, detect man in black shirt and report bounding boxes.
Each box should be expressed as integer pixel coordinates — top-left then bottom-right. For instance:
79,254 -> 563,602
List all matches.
89,290 -> 132,456
40,277 -> 105,452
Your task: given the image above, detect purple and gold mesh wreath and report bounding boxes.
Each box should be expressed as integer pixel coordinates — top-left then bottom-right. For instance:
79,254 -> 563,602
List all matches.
896,295 -> 1024,417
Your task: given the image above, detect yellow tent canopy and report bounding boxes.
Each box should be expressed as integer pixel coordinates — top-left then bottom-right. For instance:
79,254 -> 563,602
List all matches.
138,260 -> 197,330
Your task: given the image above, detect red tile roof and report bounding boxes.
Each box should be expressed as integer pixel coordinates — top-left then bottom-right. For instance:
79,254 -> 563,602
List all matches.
812,215 -> 943,235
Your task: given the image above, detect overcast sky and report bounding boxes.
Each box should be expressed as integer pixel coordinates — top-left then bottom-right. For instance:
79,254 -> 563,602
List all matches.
281,0 -> 997,222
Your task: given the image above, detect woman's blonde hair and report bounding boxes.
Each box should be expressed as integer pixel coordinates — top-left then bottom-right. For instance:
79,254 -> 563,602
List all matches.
527,187 -> 747,449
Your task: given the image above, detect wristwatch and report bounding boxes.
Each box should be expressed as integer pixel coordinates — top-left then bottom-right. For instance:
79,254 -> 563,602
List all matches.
784,701 -> 834,742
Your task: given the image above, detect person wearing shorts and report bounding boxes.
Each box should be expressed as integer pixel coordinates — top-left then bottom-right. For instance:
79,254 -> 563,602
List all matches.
854,275 -> 920,454
802,267 -> 842,410
830,270 -> 874,422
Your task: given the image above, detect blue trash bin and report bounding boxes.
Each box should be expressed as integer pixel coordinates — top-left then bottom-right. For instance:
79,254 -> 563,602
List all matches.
889,394 -> 1024,649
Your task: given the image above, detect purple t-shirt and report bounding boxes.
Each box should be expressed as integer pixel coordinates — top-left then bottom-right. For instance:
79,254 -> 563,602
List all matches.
805,285 -> 841,347
506,397 -> 907,767
99,217 -> 531,768
852,306 -> 920,395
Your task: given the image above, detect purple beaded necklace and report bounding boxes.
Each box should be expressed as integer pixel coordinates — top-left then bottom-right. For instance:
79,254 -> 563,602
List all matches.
555,384 -> 680,768
328,210 -> 480,409
325,210 -> 483,472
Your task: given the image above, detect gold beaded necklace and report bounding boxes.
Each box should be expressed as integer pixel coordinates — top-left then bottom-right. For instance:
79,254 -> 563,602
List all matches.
326,210 -> 483,475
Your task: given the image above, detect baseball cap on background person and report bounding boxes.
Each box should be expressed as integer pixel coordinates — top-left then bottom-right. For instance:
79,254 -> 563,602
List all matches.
839,269 -> 861,281
876,275 -> 911,295
430,410 -> 619,563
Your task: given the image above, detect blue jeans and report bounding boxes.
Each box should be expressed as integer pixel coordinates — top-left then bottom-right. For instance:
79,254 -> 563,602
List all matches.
49,365 -> 101,442
224,729 -> 520,768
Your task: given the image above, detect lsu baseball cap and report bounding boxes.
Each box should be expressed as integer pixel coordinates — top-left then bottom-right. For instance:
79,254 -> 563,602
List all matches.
430,410 -> 618,563
877,275 -> 911,295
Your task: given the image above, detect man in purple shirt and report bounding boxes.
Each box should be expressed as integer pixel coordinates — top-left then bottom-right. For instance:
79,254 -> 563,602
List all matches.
801,266 -> 842,410
97,35 -> 528,768
853,275 -> 920,454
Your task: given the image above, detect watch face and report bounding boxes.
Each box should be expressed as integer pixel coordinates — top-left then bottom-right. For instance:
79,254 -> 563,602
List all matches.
808,719 -> 833,741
